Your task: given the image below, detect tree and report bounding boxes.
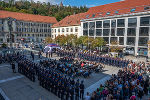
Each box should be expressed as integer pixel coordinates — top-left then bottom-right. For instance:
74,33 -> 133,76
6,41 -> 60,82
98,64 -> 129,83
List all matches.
110,40 -> 122,52
55,35 -> 67,46
83,37 -> 94,49
45,37 -> 53,44
75,36 -> 88,48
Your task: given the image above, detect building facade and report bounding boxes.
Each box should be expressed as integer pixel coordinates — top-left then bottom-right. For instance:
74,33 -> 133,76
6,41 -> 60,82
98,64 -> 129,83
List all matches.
52,13 -> 86,38
81,0 -> 150,56
0,10 -> 57,45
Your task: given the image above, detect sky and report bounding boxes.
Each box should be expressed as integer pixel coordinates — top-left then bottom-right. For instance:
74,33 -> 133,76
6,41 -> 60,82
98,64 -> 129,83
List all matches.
23,0 -> 121,7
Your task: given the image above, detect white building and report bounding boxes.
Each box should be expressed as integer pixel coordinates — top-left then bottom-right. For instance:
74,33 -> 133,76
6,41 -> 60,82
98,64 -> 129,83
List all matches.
0,10 -> 57,44
52,13 -> 86,38
81,0 -> 150,56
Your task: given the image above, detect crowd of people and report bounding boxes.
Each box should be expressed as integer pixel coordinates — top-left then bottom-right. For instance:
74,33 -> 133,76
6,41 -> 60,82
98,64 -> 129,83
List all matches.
87,61 -> 150,100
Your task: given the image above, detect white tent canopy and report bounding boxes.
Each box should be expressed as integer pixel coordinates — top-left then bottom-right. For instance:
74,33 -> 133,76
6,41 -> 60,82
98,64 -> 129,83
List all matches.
44,43 -> 60,53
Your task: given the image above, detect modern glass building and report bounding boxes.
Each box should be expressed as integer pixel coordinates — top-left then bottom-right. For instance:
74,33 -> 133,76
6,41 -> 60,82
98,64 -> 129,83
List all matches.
81,0 -> 150,56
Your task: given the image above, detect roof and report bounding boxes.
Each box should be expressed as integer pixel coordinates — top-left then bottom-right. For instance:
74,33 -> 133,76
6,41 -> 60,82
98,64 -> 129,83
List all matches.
0,10 -> 58,24
52,13 -> 87,28
86,0 -> 150,19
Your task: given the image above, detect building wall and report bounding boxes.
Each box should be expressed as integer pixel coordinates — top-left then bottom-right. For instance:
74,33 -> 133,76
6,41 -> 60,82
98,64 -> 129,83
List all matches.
0,18 -> 53,44
81,13 -> 150,56
52,25 -> 81,39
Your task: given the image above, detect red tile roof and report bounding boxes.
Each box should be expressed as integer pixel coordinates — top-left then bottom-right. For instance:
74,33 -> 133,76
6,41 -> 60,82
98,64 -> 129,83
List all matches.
52,13 -> 87,28
0,10 -> 58,24
86,0 -> 150,19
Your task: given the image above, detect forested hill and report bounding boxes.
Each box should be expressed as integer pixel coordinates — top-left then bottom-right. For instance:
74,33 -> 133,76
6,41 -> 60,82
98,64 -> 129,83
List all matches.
0,1 -> 88,21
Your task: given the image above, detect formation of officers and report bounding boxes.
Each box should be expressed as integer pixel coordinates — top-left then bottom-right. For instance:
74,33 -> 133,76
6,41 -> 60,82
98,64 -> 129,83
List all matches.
56,49 -> 76,57
78,52 -> 130,68
11,53 -> 85,100
17,55 -> 36,82
38,60 -> 85,100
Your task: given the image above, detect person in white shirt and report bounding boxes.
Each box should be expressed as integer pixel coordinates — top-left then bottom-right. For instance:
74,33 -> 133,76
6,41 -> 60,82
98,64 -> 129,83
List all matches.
85,92 -> 91,100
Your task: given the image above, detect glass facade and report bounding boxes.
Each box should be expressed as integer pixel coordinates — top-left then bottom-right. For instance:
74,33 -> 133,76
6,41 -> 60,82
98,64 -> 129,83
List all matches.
83,16 -> 150,56
83,23 -> 88,29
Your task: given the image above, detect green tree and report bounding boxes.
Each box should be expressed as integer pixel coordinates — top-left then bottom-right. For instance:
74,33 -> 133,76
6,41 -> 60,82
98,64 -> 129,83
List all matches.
45,37 -> 53,44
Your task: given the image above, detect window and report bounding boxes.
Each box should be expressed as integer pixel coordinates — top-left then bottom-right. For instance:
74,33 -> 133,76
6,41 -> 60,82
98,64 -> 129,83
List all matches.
89,22 -> 95,29
138,37 -> 149,46
115,11 -> 119,14
127,28 -> 136,36
96,21 -> 102,28
66,28 -> 69,32
117,19 -> 125,27
75,27 -> 78,32
92,14 -> 95,18
55,29 -> 56,33
127,37 -> 135,46
103,29 -> 110,36
70,28 -> 73,32
144,6 -> 150,10
111,20 -> 116,27
111,28 -> 115,36
83,30 -> 88,36
110,37 -> 117,44
119,37 -> 124,45
83,23 -> 88,29
140,16 -> 150,26
96,29 -> 102,36
117,28 -> 125,36
62,28 -> 65,32
139,27 -> 149,36
106,12 -> 110,15
103,37 -> 109,44
86,15 -> 89,18
103,20 -> 110,28
130,8 -> 136,12
89,29 -> 94,36
58,29 -> 60,32
128,18 -> 137,27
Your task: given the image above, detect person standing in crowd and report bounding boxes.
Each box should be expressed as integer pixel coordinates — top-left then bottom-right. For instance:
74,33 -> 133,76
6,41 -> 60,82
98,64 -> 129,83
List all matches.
11,62 -> 16,73
80,80 -> 85,100
38,51 -> 41,58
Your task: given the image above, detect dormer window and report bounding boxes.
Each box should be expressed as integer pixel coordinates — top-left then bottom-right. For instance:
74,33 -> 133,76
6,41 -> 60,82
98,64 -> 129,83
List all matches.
115,11 -> 119,14
130,8 -> 136,12
92,14 -> 95,18
86,15 -> 89,18
144,6 -> 150,10
106,12 -> 110,15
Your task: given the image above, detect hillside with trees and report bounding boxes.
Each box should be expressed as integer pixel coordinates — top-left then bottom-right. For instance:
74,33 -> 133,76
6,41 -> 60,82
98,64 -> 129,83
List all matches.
0,0 -> 88,21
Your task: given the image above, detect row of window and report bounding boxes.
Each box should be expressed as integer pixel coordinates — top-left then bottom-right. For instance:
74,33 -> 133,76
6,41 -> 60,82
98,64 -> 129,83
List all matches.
16,27 -> 51,33
102,37 -> 148,47
83,27 -> 150,36
16,33 -> 50,37
53,27 -> 78,33
16,21 -> 51,28
83,16 -> 150,29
